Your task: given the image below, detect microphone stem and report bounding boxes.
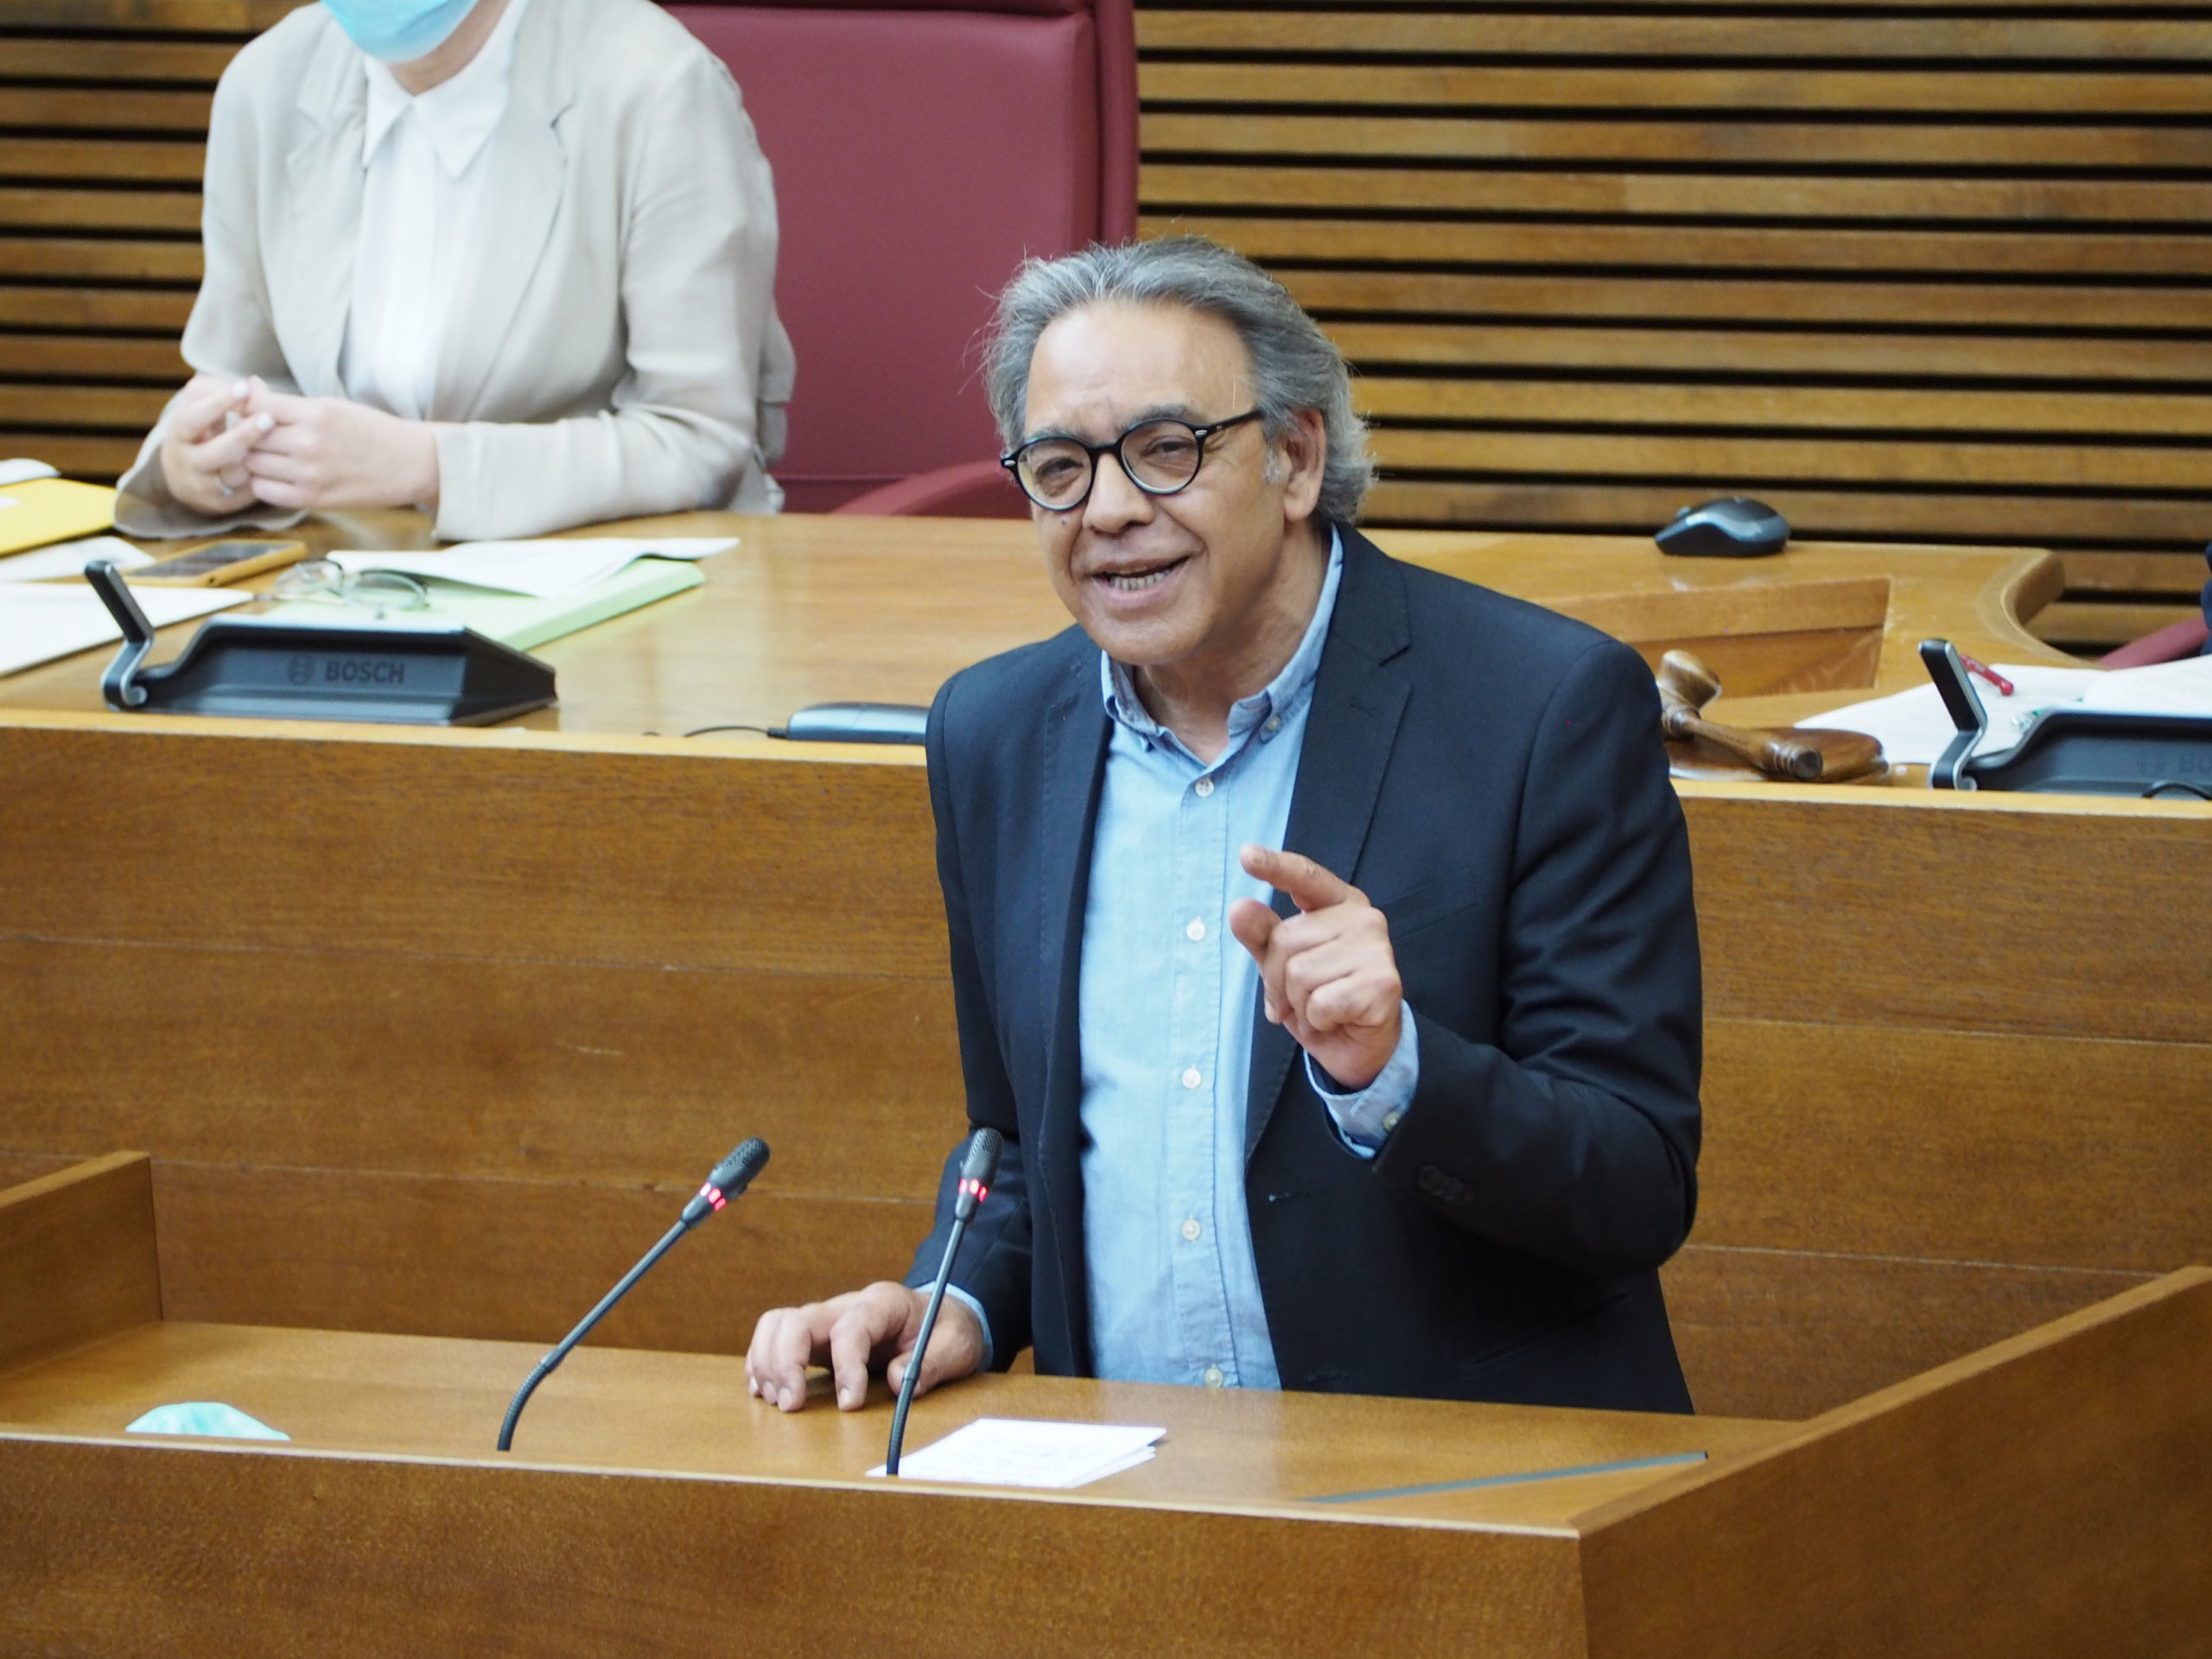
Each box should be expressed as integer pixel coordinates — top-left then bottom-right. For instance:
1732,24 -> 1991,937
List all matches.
885,1210 -> 971,1478
498,1217 -> 688,1452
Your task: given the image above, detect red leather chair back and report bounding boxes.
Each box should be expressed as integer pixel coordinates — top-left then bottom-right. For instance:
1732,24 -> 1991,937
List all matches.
668,0 -> 1137,512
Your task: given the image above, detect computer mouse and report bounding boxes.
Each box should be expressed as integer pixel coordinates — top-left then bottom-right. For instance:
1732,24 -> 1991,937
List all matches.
1656,497 -> 1789,559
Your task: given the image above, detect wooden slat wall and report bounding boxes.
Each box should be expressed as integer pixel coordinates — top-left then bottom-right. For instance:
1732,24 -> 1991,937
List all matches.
7,2 -> 2208,617
0,3 -> 301,478
1135,0 -> 2212,624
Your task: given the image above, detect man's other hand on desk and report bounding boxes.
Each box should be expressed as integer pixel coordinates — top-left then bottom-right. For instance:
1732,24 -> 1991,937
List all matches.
746,1281 -> 984,1413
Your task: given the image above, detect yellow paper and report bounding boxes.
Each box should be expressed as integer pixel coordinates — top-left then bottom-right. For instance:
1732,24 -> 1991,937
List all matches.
0,478 -> 118,557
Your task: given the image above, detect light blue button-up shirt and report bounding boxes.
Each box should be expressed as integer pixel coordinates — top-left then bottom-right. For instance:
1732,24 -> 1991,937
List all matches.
1071,530 -> 1418,1389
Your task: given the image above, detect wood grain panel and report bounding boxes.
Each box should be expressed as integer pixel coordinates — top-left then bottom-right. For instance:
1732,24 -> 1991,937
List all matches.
0,287 -> 195,330
0,1424 -> 1581,1659
1661,1243 -> 2154,1421
0,188 -> 203,234
0,237 -> 200,281
1145,214 -> 2212,279
0,334 -> 187,378
0,434 -> 144,474
1682,790 -> 2212,1045
0,1154 -> 162,1377
1139,61 -> 2212,117
0,89 -> 214,132
0,0 -> 301,23
1363,480 -> 2212,545
0,384 -> 171,426
1700,1020 -> 2212,1271
0,728 -> 944,977
149,1162 -> 931,1355
1585,1273 -> 2212,1659
0,937 -> 963,1200
1139,10 -> 2212,59
0,138 -> 207,183
1374,429 -> 2212,493
1357,377 -> 2212,438
1327,321 -> 2212,385
2058,551 -> 2209,595
1143,112 -> 2212,170
1280,269 -> 2212,333
0,37 -> 248,79
1146,163 -> 2212,226
2033,599 -> 2202,647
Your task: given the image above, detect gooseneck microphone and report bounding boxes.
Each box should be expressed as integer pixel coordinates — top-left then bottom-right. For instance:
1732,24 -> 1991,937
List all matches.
497,1138 -> 769,1452
886,1127 -> 1001,1476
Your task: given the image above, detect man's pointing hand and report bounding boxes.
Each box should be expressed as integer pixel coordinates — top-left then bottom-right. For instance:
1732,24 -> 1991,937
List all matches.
1227,844 -> 1402,1091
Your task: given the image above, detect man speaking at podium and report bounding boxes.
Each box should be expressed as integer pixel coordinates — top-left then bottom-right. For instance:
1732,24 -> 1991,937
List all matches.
747,238 -> 1703,1414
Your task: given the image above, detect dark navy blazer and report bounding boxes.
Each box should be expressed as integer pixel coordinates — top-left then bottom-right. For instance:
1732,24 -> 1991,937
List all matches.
906,525 -> 1703,1412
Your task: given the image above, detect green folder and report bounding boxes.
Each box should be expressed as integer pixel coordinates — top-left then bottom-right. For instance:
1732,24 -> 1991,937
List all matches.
255,556 -> 704,652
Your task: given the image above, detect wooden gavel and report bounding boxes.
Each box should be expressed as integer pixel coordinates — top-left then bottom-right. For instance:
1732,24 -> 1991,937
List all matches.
1655,651 -> 1885,783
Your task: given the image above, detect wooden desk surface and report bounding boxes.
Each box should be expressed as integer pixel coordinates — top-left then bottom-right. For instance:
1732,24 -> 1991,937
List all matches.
0,509 -> 2072,747
0,1319 -> 1783,1533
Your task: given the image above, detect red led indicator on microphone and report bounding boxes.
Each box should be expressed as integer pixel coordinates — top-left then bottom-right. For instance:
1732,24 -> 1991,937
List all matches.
958,1178 -> 989,1202
698,1183 -> 726,1211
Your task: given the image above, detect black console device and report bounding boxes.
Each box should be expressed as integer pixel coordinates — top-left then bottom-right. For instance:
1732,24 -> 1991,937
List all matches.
86,557 -> 556,726
1656,497 -> 1790,559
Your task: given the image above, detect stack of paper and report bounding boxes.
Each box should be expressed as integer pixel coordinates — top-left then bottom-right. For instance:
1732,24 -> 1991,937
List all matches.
1800,666 -> 2104,765
867,1418 -> 1166,1488
1804,652 -> 2212,766
325,537 -> 736,599
0,536 -> 151,584
0,582 -> 248,677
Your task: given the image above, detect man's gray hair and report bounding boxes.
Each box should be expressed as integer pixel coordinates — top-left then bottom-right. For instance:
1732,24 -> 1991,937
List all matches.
983,236 -> 1375,524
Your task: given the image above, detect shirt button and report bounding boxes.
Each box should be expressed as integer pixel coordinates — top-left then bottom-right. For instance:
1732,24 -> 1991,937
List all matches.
1382,1111 -> 1403,1133
1193,777 -> 1214,798
1181,1217 -> 1202,1242
1185,917 -> 1206,942
1203,1365 -> 1224,1389
1181,1066 -> 1202,1090
1263,716 -> 1281,735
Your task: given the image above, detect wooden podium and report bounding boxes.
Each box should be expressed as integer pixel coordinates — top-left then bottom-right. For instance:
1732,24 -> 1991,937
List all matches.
4,1153 -> 2207,1656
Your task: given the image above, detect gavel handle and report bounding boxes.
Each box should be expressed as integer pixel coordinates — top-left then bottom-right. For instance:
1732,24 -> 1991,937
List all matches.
1662,708 -> 1826,782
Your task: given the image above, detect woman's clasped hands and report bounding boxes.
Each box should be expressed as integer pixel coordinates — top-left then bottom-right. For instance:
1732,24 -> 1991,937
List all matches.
159,375 -> 442,517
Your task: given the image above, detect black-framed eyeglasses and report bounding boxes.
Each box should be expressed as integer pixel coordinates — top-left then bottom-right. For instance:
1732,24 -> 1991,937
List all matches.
1001,410 -> 1264,512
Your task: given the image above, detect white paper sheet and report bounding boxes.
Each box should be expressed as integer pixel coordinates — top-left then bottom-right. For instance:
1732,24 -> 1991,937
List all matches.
1799,665 -> 2106,765
0,582 -> 249,677
2073,652 -> 2212,717
325,537 -> 736,599
0,536 -> 152,583
867,1418 -> 1166,1488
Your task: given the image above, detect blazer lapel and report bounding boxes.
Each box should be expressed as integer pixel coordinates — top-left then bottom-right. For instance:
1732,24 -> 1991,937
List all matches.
276,34 -> 366,397
1034,646 -> 1111,1372
1246,528 -> 1414,1160
430,0 -> 575,418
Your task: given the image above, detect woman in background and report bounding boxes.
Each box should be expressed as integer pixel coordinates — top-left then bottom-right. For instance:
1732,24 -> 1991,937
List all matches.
119,0 -> 793,540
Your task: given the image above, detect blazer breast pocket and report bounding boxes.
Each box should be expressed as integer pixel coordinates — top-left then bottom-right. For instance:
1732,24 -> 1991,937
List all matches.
1374,865 -> 1487,943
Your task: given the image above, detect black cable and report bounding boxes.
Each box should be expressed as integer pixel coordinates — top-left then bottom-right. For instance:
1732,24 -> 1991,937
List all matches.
682,723 -> 781,739
2142,779 -> 2212,801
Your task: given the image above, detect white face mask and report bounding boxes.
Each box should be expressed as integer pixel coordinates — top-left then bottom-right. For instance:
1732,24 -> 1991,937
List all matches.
321,0 -> 476,63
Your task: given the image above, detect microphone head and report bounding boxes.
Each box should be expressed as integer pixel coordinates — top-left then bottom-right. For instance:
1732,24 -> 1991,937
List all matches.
711,1138 -> 771,1196
951,1128 -> 1001,1222
961,1128 -> 1001,1189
